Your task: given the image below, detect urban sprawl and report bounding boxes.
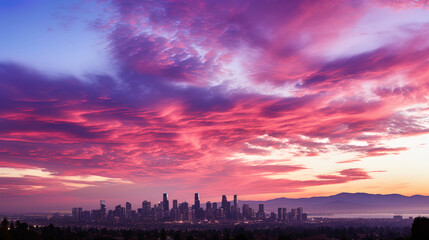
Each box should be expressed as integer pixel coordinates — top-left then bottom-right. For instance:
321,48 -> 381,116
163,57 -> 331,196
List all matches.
71,193 -> 308,224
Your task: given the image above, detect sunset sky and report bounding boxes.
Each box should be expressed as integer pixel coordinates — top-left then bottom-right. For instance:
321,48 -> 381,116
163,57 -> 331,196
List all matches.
1,0 -> 429,212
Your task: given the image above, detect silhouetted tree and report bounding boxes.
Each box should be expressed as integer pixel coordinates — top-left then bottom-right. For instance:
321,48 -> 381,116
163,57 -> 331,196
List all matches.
1,217 -> 8,229
0,217 -> 12,240
411,217 -> 429,240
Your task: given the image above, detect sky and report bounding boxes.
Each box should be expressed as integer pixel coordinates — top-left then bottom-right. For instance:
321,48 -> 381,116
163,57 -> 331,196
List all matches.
1,0 -> 429,213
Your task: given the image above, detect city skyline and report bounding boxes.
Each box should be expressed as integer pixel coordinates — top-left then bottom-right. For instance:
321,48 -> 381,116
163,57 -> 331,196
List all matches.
69,192 -> 308,223
2,0 -> 429,212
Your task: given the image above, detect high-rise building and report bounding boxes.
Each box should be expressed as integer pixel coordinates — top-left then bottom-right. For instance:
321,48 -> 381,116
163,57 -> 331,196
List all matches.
125,202 -> 132,219
221,195 -> 230,218
163,193 -> 169,212
282,208 -> 287,221
278,208 -> 282,221
290,208 -> 297,220
212,202 -> 218,219
232,195 -> 238,219
258,204 -> 265,219
100,200 -> 106,215
179,201 -> 189,221
72,207 -> 82,222
194,193 -> 200,210
297,207 -> 303,221
142,201 -> 151,219
171,199 -> 179,221
242,204 -> 251,219
205,201 -> 213,220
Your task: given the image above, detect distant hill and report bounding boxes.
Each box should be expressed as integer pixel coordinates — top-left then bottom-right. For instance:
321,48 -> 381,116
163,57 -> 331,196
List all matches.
239,193 -> 429,213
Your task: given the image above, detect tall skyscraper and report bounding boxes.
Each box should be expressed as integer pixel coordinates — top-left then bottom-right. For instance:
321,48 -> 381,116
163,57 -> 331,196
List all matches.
163,193 -> 169,212
179,201 -> 189,221
194,193 -> 200,210
100,200 -> 106,216
221,195 -> 230,218
126,202 -> 132,211
142,201 -> 151,218
242,204 -> 251,219
233,195 -> 238,219
258,204 -> 265,219
282,208 -> 287,221
291,208 -> 297,220
297,207 -> 303,221
171,199 -> 178,221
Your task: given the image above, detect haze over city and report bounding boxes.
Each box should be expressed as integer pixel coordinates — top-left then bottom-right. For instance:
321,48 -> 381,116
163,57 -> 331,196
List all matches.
1,0 -> 429,213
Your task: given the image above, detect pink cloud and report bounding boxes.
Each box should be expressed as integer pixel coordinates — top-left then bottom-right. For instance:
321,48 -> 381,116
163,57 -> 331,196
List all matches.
1,0 -> 429,211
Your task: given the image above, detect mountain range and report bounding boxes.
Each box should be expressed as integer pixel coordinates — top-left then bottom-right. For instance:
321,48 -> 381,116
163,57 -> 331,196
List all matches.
239,193 -> 429,214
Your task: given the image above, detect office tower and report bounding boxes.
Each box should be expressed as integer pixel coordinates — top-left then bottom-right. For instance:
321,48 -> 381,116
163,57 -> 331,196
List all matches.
242,204 -> 251,219
258,204 -> 264,213
142,201 -> 151,219
221,195 -> 230,218
232,195 -> 238,219
290,208 -> 297,220
100,200 -> 106,215
297,207 -> 303,221
72,207 -> 82,222
282,208 -> 287,221
302,213 -> 308,221
179,201 -> 189,221
205,201 -> 212,220
163,193 -> 169,212
258,204 -> 265,219
113,205 -> 125,219
194,193 -> 200,210
125,202 -> 132,219
171,199 -> 178,221
212,202 -> 218,219
278,208 -> 282,221
222,195 -> 227,209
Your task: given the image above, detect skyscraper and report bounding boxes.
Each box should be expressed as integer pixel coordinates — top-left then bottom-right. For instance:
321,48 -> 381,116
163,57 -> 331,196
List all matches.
72,207 -> 82,222
221,195 -> 230,218
142,201 -> 151,219
100,200 -> 106,216
163,193 -> 169,212
258,204 -> 265,219
242,204 -> 251,219
297,207 -> 303,221
282,208 -> 287,221
126,202 -> 131,211
194,193 -> 200,210
233,195 -> 238,219
179,201 -> 189,221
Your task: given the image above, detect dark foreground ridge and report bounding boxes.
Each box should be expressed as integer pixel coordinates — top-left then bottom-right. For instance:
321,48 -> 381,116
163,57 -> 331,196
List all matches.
1,216 -> 429,240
